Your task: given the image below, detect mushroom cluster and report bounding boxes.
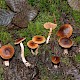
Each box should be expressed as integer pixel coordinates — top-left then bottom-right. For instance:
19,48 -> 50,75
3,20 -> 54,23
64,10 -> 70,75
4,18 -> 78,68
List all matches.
0,21 -> 74,70
57,24 -> 73,54
27,35 -> 46,55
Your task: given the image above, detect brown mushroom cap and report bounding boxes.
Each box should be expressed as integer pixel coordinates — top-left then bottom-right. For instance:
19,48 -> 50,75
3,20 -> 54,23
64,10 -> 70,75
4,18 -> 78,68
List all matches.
0,44 -> 14,59
58,37 -> 73,48
44,22 -> 57,29
51,56 -> 60,64
27,40 -> 39,49
32,35 -> 46,44
14,38 -> 26,44
57,24 -> 73,38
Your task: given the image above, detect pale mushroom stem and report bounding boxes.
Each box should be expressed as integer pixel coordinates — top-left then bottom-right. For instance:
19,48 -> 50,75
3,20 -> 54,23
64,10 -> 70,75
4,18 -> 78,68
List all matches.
54,65 -> 58,68
31,46 -> 39,55
20,42 -> 31,67
31,49 -> 35,55
46,28 -> 53,44
0,44 -> 1,47
4,60 -> 9,66
35,46 -> 39,55
63,49 -> 68,54
79,47 -> 80,53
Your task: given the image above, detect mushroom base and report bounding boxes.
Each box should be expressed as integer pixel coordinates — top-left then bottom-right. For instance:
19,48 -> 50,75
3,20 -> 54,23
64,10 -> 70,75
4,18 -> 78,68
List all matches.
31,46 -> 39,55
63,49 -> 68,54
54,65 -> 58,68
52,62 -> 60,68
4,60 -> 9,66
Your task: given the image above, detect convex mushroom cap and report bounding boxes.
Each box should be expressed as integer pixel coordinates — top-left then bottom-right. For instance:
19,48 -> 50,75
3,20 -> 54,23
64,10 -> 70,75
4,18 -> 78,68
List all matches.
0,44 -> 14,59
44,22 -> 57,29
32,35 -> 46,44
51,56 -> 60,64
14,38 -> 26,44
58,37 -> 73,48
57,24 -> 73,38
27,40 -> 39,49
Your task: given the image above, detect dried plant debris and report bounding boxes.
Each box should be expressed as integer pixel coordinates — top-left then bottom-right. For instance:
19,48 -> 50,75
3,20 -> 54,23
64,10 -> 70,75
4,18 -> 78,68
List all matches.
0,9 -> 14,26
68,0 -> 80,11
27,10 -> 38,21
5,0 -> 38,28
11,9 -> 38,28
5,0 -> 31,12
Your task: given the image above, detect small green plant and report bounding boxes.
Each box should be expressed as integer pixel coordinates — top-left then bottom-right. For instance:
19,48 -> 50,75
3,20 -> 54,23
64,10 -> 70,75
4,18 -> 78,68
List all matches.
74,36 -> 80,44
61,57 -> 70,66
0,0 -> 6,9
75,53 -> 80,63
0,30 -> 12,44
0,67 -> 4,80
72,11 -> 80,28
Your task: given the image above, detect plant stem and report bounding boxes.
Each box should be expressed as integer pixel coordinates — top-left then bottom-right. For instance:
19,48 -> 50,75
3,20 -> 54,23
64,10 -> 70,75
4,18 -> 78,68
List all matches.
20,42 -> 31,67
46,28 -> 52,44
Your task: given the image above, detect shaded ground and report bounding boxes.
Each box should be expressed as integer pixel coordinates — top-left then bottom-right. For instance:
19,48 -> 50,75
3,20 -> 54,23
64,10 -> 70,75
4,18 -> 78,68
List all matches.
1,34 -> 80,80
0,0 -> 80,80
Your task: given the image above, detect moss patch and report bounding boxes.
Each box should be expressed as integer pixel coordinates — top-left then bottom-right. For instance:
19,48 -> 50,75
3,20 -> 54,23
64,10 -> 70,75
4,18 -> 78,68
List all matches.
74,36 -> 80,44
75,53 -> 80,63
0,67 -> 4,80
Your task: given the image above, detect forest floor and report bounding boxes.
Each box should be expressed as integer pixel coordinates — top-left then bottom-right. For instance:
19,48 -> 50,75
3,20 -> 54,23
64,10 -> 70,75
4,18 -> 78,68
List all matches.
0,0 -> 80,80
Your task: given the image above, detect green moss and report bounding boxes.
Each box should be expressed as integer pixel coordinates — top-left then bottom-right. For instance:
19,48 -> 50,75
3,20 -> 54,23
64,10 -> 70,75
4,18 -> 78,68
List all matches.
0,0 -> 6,9
0,67 -> 4,80
72,11 -> 80,28
74,36 -> 80,44
61,57 -> 70,66
75,53 -> 80,63
0,29 -> 12,44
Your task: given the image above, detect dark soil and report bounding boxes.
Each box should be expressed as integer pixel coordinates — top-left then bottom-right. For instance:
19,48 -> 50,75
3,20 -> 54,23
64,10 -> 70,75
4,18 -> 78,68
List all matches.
1,34 -> 80,80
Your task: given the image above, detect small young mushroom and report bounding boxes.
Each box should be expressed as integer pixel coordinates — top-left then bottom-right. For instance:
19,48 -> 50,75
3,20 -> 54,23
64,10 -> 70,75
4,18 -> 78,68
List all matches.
32,35 -> 46,54
27,40 -> 39,55
57,24 -> 73,38
51,56 -> 60,68
0,44 -> 14,66
14,38 -> 31,67
44,22 -> 57,44
58,37 -> 73,54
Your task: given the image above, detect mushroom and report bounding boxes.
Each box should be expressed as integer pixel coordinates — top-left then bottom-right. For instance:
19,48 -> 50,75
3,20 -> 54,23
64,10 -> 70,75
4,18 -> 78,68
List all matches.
0,44 -> 14,66
57,24 -> 73,38
14,38 -> 31,67
44,22 -> 57,44
27,40 -> 39,55
58,37 -> 73,54
32,35 -> 46,54
51,56 -> 60,68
